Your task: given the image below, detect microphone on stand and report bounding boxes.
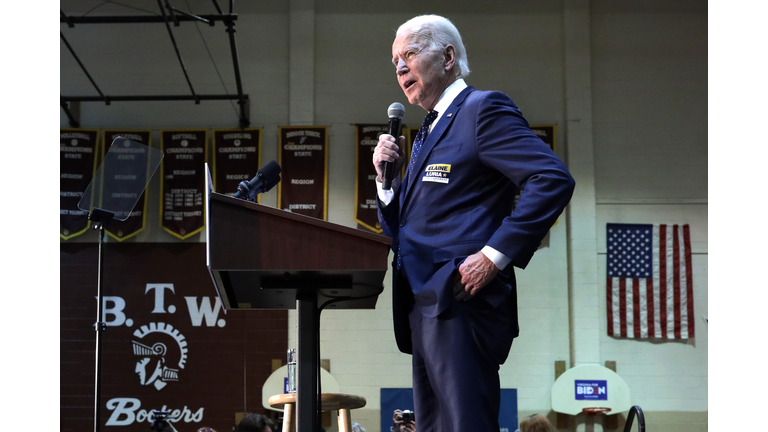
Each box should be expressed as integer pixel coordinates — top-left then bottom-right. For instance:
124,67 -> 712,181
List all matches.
382,102 -> 405,190
233,160 -> 282,202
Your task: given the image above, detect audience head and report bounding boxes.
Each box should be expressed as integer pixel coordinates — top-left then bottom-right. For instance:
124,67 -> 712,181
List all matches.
234,413 -> 275,432
519,414 -> 554,432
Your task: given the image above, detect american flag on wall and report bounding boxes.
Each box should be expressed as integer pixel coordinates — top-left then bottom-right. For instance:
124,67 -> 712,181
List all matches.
606,223 -> 695,339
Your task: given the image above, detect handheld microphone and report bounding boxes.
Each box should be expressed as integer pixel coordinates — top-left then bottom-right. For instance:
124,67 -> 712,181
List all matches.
382,102 -> 405,190
233,160 -> 282,201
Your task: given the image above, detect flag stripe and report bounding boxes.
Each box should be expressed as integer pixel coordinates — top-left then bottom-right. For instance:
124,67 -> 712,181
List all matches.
684,225 -> 695,337
666,225 -> 675,339
659,224 -> 668,338
633,278 -> 641,338
673,225 -> 682,339
639,276 -> 648,338
646,277 -> 654,338
607,276 -> 614,336
612,277 -> 621,337
619,278 -> 627,338
625,277 -> 633,337
652,225 -> 661,338
677,226 -> 688,338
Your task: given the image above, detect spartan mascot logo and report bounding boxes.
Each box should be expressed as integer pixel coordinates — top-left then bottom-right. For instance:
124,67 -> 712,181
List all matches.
132,322 -> 188,391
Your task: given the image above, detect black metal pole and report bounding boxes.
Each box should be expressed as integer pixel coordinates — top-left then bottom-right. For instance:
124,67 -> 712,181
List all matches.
211,0 -> 223,14
60,99 -> 80,128
623,405 -> 645,432
61,94 -> 246,102
60,32 -> 107,104
224,19 -> 249,127
166,5 -> 211,25
156,0 -> 199,103
93,225 -> 106,432
59,14 -> 237,25
296,290 -> 318,432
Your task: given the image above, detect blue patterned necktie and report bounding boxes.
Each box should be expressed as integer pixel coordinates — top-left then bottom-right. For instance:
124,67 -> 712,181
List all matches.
406,110 -> 439,185
397,109 -> 438,271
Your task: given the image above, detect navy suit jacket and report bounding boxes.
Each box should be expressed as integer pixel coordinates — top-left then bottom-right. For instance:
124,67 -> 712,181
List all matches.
378,86 -> 575,354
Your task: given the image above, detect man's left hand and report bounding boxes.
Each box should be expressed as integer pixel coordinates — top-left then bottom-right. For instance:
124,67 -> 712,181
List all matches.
454,251 -> 499,301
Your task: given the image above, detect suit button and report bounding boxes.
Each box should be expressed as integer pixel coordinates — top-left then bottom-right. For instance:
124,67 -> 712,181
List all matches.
399,219 -> 406,227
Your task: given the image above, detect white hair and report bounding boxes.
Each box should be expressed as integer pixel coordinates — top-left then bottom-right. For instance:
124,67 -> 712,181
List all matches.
396,15 -> 471,79
351,422 -> 367,432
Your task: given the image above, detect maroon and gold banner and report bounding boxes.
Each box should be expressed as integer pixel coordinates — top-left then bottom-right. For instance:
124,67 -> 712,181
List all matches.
212,128 -> 261,199
278,126 -> 328,220
530,124 -> 556,152
61,128 -> 99,240
160,130 -> 207,240
61,243 -> 287,432
354,124 -> 387,233
102,130 -> 153,241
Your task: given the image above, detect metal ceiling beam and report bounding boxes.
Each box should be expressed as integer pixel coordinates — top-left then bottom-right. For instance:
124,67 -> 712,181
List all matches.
156,0 -> 198,102
60,13 -> 237,26
223,14 -> 249,128
60,4 -> 250,128
61,94 -> 247,102
60,32 -> 106,103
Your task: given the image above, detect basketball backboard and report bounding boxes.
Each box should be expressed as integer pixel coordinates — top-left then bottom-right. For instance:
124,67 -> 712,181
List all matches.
551,364 -> 631,415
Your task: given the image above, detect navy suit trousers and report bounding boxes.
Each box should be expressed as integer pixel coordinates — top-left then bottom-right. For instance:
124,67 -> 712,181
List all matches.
408,287 -> 517,432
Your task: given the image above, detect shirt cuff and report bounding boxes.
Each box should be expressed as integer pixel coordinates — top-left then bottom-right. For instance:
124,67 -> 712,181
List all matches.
376,177 -> 395,206
481,246 -> 511,270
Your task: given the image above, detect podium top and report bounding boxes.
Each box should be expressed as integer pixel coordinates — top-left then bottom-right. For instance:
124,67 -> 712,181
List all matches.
211,191 -> 392,245
205,166 -> 392,310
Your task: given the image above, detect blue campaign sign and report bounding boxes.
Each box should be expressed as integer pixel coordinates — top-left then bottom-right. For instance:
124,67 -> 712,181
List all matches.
575,380 -> 608,400
380,388 -> 517,432
499,389 -> 518,432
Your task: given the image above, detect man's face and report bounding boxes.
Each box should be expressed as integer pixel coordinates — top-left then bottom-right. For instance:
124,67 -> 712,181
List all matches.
392,32 -> 451,111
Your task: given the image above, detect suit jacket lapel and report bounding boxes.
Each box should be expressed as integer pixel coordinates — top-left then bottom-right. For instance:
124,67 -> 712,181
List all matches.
401,86 -> 475,209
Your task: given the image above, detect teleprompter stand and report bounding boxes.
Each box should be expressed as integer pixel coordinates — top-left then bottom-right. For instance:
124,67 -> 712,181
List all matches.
78,137 -> 163,432
88,208 -> 113,432
204,165 -> 391,432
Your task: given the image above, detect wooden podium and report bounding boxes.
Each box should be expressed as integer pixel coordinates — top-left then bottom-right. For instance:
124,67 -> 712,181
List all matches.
204,166 -> 391,432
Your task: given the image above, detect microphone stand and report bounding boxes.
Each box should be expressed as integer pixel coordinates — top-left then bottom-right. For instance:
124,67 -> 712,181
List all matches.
89,208 -> 114,432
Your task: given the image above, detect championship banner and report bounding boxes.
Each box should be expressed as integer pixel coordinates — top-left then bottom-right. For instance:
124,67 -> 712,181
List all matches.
530,124 -> 556,152
61,128 -> 99,240
354,124 -> 387,233
102,130 -> 153,241
160,130 -> 208,240
278,126 -> 328,220
61,243 -> 287,431
212,128 -> 261,199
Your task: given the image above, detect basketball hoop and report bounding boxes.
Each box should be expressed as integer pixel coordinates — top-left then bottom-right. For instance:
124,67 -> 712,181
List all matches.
582,407 -> 612,415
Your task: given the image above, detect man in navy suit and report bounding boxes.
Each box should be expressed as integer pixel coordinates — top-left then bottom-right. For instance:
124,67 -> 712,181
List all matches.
373,15 -> 575,432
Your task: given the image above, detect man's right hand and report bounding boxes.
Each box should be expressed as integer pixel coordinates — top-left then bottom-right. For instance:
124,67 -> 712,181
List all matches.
373,134 -> 406,182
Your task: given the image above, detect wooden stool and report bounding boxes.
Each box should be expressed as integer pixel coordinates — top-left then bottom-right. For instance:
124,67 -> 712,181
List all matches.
268,393 -> 366,432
